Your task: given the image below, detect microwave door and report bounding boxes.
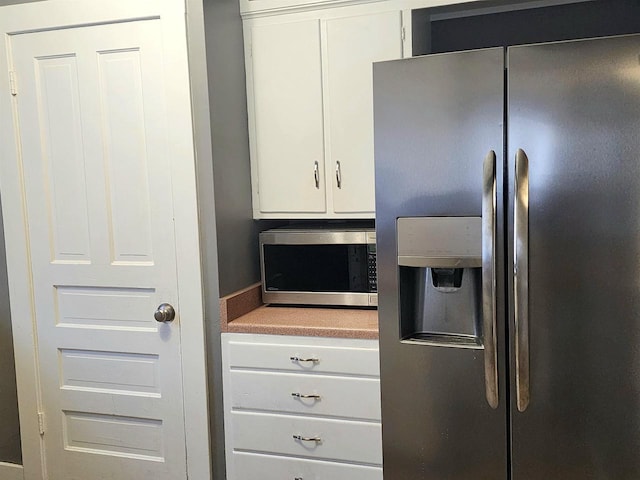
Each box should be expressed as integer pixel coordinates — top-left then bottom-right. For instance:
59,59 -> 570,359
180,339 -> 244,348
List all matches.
260,241 -> 375,307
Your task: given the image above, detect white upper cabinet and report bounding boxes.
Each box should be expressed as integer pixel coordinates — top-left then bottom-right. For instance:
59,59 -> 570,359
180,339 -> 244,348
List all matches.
326,11 -> 404,214
249,20 -> 326,214
243,4 -> 409,219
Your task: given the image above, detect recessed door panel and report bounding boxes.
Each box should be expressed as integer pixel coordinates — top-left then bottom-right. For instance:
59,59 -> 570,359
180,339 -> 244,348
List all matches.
98,48 -> 154,263
35,55 -> 91,262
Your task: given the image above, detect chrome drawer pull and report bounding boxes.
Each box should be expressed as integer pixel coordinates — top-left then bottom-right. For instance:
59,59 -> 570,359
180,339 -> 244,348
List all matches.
290,356 -> 319,363
293,434 -> 322,443
291,392 -> 321,400
313,161 -> 320,189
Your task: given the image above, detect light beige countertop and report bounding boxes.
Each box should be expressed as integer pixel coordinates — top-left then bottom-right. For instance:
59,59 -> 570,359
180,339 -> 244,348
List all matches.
219,283 -> 379,339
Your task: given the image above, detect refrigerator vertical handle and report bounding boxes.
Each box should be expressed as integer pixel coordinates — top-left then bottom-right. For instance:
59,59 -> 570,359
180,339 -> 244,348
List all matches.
482,150 -> 499,409
514,149 -> 530,412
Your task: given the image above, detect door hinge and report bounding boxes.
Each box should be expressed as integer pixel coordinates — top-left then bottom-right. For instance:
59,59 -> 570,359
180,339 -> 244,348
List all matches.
401,26 -> 406,42
9,71 -> 17,96
38,412 -> 45,435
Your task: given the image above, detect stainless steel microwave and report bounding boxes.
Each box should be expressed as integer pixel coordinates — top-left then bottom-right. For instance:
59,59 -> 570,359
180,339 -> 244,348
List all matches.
259,228 -> 377,307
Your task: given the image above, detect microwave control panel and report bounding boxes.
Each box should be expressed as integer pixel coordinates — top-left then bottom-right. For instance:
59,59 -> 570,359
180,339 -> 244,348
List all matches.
367,244 -> 377,293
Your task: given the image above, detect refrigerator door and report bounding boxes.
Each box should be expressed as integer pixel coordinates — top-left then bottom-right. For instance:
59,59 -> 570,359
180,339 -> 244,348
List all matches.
508,34 -> 640,479
374,48 -> 507,480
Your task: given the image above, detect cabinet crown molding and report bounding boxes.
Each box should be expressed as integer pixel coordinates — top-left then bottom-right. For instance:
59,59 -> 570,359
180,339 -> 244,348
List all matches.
240,0 -> 387,18
240,0 -> 486,18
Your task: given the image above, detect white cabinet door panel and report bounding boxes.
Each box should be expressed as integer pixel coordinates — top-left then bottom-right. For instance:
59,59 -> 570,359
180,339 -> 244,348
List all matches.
250,20 -> 326,213
326,10 -> 403,214
229,370 -> 381,420
231,411 -> 382,464
233,451 -> 383,480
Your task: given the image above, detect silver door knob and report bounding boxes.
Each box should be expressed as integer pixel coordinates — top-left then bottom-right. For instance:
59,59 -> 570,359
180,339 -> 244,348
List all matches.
154,303 -> 175,323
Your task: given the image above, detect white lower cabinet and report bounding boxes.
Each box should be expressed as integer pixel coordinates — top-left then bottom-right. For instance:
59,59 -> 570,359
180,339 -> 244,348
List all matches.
222,333 -> 382,479
233,452 -> 383,480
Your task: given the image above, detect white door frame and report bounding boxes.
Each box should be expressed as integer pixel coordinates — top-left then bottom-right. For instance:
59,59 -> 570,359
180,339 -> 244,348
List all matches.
0,1 -> 211,479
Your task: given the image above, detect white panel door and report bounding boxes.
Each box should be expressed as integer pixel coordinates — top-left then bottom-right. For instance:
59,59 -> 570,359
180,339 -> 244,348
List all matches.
250,19 -> 326,214
325,11 -> 403,214
11,19 -> 189,480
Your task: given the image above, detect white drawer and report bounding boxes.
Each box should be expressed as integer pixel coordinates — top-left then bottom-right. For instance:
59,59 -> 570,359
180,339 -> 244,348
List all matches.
231,411 -> 382,465
228,370 -> 381,420
226,337 -> 379,377
232,451 -> 383,480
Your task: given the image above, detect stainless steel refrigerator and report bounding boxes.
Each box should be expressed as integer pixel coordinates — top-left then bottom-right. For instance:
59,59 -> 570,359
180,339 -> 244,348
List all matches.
373,34 -> 640,479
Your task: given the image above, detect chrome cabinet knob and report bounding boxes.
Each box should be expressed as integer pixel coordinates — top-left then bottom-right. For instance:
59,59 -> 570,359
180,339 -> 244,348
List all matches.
154,303 -> 175,323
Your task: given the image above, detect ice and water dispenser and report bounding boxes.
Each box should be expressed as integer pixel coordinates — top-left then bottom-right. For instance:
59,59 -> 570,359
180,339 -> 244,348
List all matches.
398,217 -> 484,348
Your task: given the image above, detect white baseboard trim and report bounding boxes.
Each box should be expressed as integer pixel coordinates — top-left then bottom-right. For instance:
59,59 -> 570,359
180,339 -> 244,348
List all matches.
0,462 -> 24,480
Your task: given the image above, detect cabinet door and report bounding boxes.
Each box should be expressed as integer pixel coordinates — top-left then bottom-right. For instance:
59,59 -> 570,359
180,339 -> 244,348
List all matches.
325,11 -> 403,214
249,20 -> 326,214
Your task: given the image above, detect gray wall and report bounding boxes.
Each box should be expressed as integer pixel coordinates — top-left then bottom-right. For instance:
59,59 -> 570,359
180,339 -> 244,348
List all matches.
201,2 -> 255,475
199,0 -> 290,474
0,204 -> 21,465
203,0 -> 281,298
185,1 -> 226,478
0,0 -> 40,4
